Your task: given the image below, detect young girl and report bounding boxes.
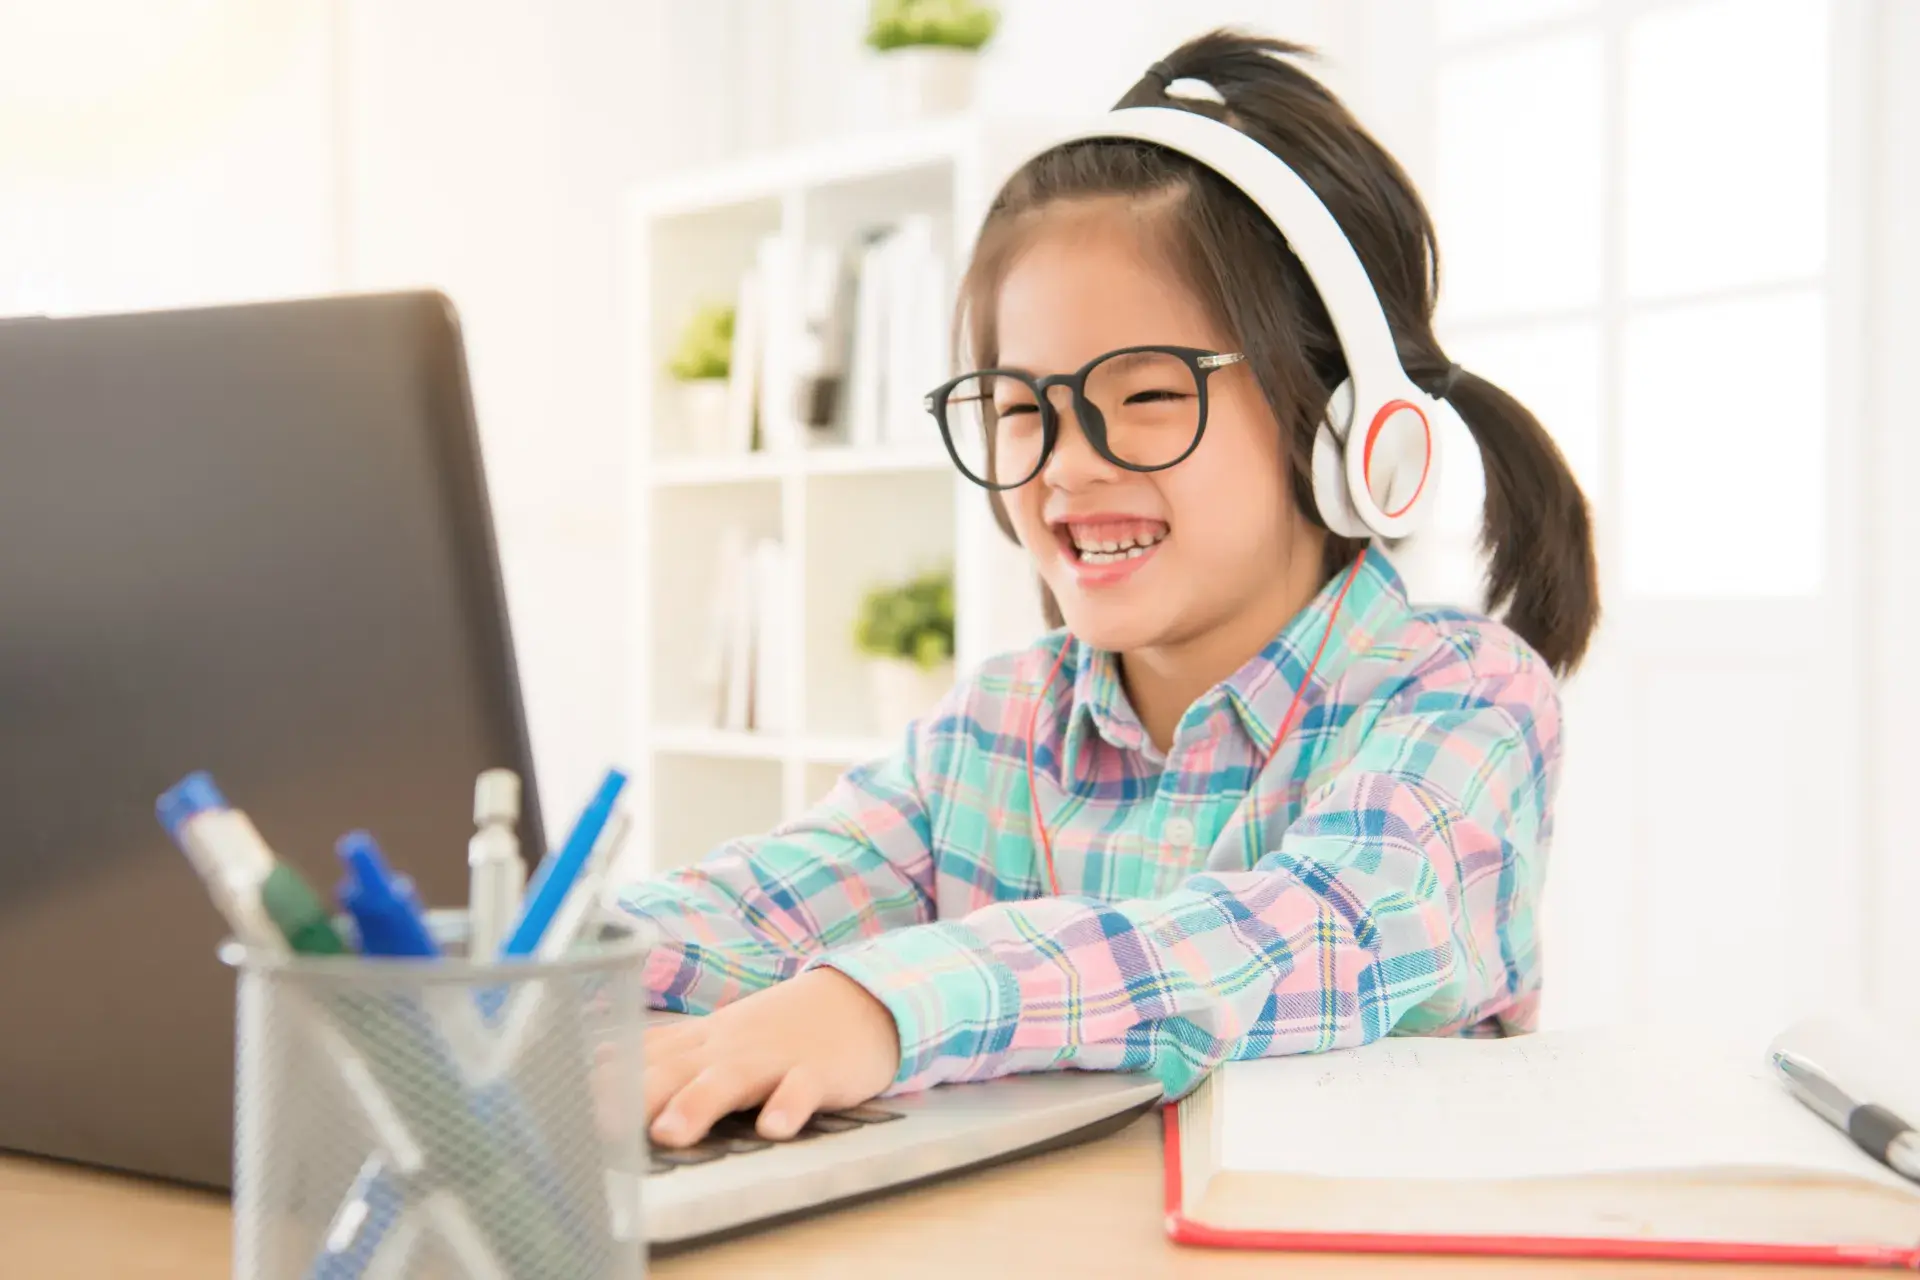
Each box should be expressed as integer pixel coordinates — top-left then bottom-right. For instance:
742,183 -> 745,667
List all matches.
622,29 -> 1598,1149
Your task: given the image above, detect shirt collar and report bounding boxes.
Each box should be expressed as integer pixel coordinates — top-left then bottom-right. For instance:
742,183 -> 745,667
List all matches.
1067,545 -> 1410,761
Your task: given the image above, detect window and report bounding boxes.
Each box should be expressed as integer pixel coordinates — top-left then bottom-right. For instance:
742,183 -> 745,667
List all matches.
1430,0 -> 1830,600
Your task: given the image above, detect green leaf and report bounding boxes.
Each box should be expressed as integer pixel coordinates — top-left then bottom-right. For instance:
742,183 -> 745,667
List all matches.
666,302 -> 734,381
865,0 -> 998,51
852,563 -> 956,665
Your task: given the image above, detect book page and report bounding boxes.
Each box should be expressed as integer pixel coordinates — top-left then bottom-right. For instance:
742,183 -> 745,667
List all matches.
1216,1025 -> 1916,1191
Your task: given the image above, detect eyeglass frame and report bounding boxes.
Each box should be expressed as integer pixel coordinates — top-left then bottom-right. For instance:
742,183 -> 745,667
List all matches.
922,344 -> 1248,491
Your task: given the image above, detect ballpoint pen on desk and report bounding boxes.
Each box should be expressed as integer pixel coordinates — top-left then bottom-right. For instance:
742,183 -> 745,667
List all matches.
466,769 -> 523,960
500,767 -> 627,959
157,773 -> 299,954
478,809 -> 634,1083
1772,1049 -> 1920,1183
541,807 -> 630,961
338,832 -> 441,959
157,773 -> 350,957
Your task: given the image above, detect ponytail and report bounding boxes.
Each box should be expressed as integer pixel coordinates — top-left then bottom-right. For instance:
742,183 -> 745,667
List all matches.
1446,370 -> 1599,673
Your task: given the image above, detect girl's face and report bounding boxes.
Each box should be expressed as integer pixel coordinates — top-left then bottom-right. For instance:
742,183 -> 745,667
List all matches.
992,202 -> 1320,657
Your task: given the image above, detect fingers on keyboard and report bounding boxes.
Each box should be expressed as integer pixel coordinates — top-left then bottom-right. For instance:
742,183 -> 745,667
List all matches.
644,1105 -> 908,1175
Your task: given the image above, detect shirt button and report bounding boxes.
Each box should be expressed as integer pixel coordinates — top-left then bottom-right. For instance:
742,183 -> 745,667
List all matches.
1162,816 -> 1197,848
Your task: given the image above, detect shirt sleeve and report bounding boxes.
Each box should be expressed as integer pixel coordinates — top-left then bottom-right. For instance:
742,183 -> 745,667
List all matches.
808,630 -> 1559,1099
615,727 -> 937,1014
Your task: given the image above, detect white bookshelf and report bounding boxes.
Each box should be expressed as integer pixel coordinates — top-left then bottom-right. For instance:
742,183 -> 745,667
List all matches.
624,116 -> 1066,873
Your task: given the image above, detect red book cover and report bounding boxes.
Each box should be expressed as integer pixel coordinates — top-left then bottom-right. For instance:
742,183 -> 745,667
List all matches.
1161,1106 -> 1920,1270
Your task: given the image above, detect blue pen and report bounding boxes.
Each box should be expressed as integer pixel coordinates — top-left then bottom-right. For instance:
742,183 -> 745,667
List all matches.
337,833 -> 440,958
499,769 -> 627,958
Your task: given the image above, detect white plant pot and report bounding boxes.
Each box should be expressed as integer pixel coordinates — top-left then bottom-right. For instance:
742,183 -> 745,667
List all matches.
867,657 -> 955,740
675,378 -> 732,456
869,47 -> 978,121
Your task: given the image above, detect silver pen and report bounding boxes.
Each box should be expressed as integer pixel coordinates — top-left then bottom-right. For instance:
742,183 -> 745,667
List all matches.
1772,1049 -> 1920,1182
466,768 -> 524,960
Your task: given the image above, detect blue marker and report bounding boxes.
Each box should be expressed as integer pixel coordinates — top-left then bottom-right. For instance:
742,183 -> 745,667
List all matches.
336,832 -> 440,958
499,769 -> 627,958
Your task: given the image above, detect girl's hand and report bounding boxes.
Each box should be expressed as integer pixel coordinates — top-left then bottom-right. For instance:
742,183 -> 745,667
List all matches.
643,969 -> 902,1147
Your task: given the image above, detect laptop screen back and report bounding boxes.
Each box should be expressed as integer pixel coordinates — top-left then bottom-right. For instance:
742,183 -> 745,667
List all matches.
0,291 -> 541,1187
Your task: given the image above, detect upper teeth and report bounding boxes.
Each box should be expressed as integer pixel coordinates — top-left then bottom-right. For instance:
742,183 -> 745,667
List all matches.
1074,530 -> 1163,552
1072,528 -> 1166,562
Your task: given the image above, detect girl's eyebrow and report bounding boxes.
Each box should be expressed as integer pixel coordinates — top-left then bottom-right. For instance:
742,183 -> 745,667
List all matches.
1093,350 -> 1173,374
990,346 -> 1212,378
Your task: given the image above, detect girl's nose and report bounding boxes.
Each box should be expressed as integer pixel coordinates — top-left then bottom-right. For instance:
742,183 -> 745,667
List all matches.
1039,385 -> 1116,489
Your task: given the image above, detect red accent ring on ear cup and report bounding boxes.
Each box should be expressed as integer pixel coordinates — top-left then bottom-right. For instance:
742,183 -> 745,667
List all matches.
1361,399 -> 1433,520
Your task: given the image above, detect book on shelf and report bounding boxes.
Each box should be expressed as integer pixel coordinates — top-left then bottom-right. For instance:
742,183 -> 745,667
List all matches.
702,531 -> 792,735
722,266 -> 763,457
879,215 -> 949,451
748,537 -> 791,734
753,232 -> 803,454
844,216 -> 949,452
1166,1016 -> 1920,1267
793,242 -> 855,441
691,219 -> 952,462
707,529 -> 753,732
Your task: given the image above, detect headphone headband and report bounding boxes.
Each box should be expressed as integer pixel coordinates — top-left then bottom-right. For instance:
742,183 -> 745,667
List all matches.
1047,106 -> 1422,416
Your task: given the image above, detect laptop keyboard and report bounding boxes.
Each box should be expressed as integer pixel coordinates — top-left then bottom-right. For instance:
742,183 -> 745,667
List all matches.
647,1105 -> 903,1174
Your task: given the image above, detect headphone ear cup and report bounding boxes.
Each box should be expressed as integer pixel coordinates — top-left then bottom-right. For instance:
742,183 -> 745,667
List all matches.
1310,381 -> 1373,539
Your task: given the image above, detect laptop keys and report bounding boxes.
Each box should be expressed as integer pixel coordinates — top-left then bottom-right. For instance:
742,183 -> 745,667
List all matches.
653,1141 -> 728,1166
645,1105 -> 903,1173
708,1111 -> 773,1151
803,1114 -> 862,1134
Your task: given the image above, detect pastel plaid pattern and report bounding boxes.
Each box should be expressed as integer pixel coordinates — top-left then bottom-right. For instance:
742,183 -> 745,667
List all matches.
618,546 -> 1561,1100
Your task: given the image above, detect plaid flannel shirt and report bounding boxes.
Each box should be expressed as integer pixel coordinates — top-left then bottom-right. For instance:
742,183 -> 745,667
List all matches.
618,546 -> 1561,1100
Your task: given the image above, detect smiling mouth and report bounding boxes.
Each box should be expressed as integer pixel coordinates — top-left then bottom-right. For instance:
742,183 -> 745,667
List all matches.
1054,518 -> 1171,566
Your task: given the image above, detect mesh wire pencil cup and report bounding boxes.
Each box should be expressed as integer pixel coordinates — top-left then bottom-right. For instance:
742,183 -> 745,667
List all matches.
223,911 -> 650,1280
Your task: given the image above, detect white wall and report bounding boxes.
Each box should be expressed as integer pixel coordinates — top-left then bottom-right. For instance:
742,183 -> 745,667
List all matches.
1864,0 -> 1920,1004
335,0 -> 665,826
0,1 -> 337,312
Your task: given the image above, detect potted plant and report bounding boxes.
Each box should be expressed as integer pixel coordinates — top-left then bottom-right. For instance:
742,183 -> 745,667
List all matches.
665,302 -> 734,455
864,0 -> 998,121
853,565 -> 956,737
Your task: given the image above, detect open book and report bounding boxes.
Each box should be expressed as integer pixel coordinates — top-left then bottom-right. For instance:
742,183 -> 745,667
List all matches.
1167,1022 -> 1920,1267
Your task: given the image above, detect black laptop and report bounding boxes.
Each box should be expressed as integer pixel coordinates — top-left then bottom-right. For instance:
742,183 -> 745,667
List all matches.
0,291 -> 543,1189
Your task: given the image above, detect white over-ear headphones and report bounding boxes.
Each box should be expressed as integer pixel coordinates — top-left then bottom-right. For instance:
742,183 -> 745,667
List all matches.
1035,105 -> 1452,541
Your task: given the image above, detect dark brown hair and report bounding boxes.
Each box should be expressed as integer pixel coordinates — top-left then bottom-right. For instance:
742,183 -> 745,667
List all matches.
957,29 -> 1599,674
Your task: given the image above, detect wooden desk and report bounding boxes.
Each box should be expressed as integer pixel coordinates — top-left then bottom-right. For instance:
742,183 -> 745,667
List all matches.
0,1119 -> 1852,1279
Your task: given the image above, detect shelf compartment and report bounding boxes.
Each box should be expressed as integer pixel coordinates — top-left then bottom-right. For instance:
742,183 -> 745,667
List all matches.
648,753 -> 783,872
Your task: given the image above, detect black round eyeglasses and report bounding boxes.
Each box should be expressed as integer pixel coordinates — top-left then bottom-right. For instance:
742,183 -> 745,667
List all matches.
923,345 -> 1247,491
